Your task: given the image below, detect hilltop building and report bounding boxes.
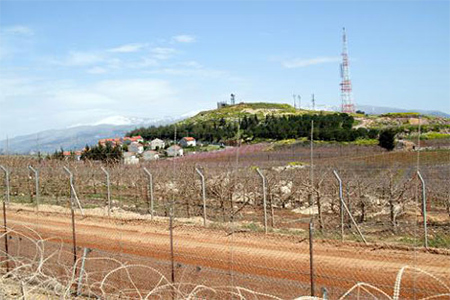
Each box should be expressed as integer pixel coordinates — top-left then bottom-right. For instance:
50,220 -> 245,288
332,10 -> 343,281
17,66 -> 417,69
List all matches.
217,93 -> 237,109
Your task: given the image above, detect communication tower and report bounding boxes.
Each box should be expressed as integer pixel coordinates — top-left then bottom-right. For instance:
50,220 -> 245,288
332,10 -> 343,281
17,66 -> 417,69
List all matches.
340,27 -> 355,113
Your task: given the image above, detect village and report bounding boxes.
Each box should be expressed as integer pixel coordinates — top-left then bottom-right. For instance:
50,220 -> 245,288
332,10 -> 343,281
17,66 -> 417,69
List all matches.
62,135 -> 199,164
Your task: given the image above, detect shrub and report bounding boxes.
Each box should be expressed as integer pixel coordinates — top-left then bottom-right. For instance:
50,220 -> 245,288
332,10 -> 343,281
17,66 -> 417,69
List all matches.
378,130 -> 396,151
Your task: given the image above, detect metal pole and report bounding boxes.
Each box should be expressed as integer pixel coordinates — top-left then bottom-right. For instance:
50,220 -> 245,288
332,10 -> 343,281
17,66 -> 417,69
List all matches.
63,167 -> 78,271
101,167 -> 111,217
169,206 -> 175,284
195,167 -> 207,227
256,168 -> 268,234
0,165 -> 10,273
76,248 -> 92,296
63,167 -> 84,215
0,166 -> 10,204
417,171 -> 428,248
309,219 -> 315,297
310,120 -> 314,207
28,166 -> 39,211
333,170 -> 368,245
336,171 -> 344,241
143,168 -> 154,219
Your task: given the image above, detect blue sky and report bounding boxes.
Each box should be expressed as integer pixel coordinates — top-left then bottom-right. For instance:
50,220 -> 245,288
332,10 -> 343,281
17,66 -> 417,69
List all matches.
1,0 -> 449,138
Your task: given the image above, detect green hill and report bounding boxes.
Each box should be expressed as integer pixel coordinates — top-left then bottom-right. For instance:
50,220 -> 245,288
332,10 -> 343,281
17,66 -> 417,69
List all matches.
181,102 -> 329,125
128,102 -> 450,144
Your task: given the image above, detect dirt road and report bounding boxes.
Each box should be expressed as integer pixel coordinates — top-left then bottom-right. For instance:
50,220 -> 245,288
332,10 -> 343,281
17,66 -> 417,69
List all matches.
5,208 -> 450,299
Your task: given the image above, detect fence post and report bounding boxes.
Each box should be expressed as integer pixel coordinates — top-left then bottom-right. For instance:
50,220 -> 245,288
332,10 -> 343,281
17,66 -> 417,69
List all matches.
417,171 -> 428,248
256,168 -> 268,234
28,166 -> 39,211
63,166 -> 84,215
101,167 -> 111,217
143,168 -> 154,219
333,170 -> 368,245
169,205 -> 175,285
309,219 -> 315,297
0,165 -> 10,272
63,166 -> 79,275
0,166 -> 10,205
334,170 -> 344,241
195,167 -> 207,227
76,247 -> 92,296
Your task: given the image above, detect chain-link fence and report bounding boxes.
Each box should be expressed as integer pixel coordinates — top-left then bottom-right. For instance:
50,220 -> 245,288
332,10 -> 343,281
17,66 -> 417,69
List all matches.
0,143 -> 449,299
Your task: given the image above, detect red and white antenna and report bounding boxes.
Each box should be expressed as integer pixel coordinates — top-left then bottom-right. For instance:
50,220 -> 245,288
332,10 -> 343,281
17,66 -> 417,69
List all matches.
340,27 -> 355,114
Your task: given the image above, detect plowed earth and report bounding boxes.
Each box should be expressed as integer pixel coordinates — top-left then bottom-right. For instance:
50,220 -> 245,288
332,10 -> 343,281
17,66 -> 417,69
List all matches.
5,208 -> 450,299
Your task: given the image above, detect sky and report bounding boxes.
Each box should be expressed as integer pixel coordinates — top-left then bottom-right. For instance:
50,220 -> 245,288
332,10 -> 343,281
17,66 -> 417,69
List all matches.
1,0 -> 449,138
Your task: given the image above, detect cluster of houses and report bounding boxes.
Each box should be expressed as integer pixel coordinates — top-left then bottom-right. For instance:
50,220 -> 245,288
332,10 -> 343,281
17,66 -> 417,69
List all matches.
60,135 -> 197,164
123,136 -> 198,164
102,135 -> 197,164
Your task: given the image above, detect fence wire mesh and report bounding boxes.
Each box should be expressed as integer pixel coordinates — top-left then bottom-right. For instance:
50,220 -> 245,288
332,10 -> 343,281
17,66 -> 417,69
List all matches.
0,141 -> 449,299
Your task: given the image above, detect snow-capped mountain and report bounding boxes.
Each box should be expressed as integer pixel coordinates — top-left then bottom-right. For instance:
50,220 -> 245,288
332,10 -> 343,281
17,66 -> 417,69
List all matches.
0,114 -> 195,155
92,116 -> 152,126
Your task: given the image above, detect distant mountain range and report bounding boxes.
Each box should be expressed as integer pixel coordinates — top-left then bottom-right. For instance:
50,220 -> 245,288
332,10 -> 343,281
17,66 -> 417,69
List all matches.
309,104 -> 450,118
356,104 -> 450,118
0,115 -> 188,155
1,104 -> 448,155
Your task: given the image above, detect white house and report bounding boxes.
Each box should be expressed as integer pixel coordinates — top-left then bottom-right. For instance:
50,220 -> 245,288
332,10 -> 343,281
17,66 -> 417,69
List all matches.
128,142 -> 144,154
142,150 -> 160,161
180,137 -> 196,147
150,138 -> 165,150
166,145 -> 183,157
123,152 -> 139,165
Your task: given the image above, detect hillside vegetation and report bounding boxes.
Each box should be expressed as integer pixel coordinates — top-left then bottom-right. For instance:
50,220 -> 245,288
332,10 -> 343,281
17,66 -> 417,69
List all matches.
128,102 -> 450,143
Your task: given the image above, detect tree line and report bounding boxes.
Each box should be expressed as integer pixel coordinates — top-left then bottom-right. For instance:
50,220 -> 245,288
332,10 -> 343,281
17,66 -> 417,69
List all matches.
128,113 -> 380,143
50,143 -> 123,164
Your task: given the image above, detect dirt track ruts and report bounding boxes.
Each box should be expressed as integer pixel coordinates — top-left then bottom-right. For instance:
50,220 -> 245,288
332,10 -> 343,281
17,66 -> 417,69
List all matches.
6,208 -> 450,299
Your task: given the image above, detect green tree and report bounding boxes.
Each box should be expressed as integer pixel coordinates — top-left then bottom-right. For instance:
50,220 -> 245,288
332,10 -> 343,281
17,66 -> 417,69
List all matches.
378,130 -> 396,151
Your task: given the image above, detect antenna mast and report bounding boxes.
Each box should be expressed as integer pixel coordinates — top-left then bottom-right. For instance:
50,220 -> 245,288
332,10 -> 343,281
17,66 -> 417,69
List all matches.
311,94 -> 315,111
340,27 -> 355,113
292,94 -> 297,109
297,95 -> 301,109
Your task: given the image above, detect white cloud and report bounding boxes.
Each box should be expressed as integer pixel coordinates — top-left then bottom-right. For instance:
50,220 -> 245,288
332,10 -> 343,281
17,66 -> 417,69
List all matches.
172,35 -> 196,43
95,79 -> 175,103
108,43 -> 147,53
282,56 -> 340,68
87,67 -> 108,74
130,57 -> 159,69
179,61 -> 202,68
0,25 -> 35,60
1,25 -> 34,36
51,89 -> 113,107
150,47 -> 177,60
57,51 -> 104,66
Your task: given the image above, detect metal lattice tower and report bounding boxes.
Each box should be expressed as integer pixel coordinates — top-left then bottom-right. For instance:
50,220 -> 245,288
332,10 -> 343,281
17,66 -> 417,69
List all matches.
340,27 -> 355,114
